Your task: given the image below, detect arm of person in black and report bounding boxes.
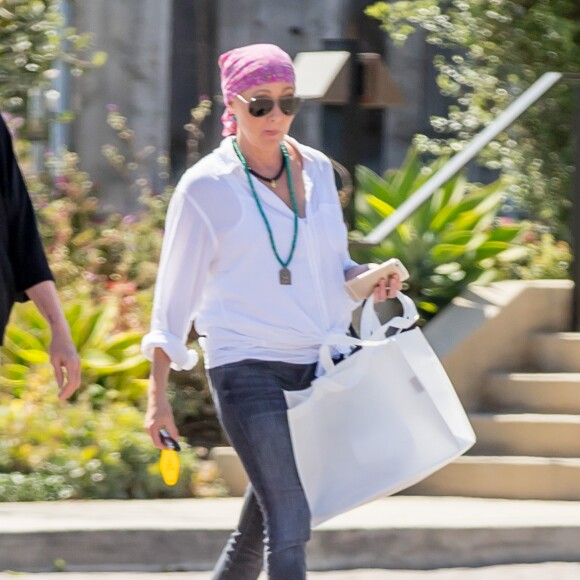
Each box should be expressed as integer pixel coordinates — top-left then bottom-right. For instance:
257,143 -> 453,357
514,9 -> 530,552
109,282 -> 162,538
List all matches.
0,114 -> 80,399
0,116 -> 54,300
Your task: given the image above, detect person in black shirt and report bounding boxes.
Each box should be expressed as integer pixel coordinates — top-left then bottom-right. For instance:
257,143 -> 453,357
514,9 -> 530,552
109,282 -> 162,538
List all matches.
0,114 -> 80,400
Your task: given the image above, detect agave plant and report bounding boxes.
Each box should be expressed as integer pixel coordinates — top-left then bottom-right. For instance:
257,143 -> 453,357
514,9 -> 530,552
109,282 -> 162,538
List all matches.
351,148 -> 528,319
0,296 -> 149,406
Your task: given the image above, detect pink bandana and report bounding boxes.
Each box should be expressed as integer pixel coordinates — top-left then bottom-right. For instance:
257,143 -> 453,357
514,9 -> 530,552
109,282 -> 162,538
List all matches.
218,44 -> 295,137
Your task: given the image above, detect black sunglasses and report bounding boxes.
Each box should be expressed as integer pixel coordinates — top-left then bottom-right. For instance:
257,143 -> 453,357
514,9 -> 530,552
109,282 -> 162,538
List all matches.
236,94 -> 302,117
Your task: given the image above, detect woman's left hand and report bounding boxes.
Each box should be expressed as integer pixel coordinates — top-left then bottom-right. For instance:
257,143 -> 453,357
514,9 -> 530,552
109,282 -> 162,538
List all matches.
373,273 -> 402,303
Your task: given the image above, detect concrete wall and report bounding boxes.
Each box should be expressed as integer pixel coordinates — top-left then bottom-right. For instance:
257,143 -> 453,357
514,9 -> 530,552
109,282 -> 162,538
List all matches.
72,1 -> 172,212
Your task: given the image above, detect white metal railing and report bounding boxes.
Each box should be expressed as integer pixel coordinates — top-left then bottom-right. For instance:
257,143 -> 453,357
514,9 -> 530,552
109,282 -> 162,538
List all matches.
363,71 -> 565,245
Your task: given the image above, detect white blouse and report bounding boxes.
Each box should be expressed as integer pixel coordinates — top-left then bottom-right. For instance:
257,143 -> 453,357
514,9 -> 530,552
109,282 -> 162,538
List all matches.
141,136 -> 359,370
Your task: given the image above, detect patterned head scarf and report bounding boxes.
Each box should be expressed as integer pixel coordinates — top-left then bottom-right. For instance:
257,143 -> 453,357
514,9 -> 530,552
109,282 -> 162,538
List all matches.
218,44 -> 296,137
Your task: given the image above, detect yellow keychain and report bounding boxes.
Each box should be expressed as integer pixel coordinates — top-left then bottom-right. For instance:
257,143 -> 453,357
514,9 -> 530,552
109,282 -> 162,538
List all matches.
159,429 -> 181,486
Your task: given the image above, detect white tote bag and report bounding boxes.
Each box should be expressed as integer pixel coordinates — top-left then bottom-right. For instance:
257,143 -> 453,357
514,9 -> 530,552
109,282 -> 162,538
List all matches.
285,293 -> 476,527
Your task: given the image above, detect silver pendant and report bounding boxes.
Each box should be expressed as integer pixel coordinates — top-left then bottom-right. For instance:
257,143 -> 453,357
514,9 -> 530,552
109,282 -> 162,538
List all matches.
279,267 -> 292,285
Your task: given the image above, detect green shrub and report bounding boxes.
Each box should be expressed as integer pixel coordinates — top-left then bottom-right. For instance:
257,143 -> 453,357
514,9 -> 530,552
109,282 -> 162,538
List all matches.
0,0 -> 105,115
1,297 -> 149,406
351,148 -> 529,319
0,309 -> 227,501
495,229 -> 572,281
0,384 -> 198,500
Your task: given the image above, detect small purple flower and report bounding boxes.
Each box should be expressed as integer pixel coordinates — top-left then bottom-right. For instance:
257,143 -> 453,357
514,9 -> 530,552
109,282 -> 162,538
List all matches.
122,214 -> 136,224
106,104 -> 118,112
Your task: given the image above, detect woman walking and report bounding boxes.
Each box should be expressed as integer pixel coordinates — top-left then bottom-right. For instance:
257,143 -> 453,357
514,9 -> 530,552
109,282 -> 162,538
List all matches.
142,43 -> 402,579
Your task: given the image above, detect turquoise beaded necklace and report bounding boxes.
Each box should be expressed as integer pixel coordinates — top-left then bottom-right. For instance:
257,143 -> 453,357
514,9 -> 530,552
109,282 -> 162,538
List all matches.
232,138 -> 299,285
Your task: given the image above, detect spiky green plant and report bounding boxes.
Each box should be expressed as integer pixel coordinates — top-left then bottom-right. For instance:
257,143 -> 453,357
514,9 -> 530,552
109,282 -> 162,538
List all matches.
351,148 -> 528,318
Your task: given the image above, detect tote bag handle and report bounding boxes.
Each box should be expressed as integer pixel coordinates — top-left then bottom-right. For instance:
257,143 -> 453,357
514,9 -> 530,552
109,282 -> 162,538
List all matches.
359,291 -> 419,340
318,292 -> 420,374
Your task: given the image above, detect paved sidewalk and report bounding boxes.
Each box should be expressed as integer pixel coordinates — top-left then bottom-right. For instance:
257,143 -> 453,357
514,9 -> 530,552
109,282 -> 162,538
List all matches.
2,564 -> 580,579
2,496 -> 580,572
6,495 -> 580,532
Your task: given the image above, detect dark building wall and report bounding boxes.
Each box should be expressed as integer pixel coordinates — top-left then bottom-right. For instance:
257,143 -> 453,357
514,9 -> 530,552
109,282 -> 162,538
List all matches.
70,0 -> 447,208
169,0 -> 219,177
168,0 -> 349,169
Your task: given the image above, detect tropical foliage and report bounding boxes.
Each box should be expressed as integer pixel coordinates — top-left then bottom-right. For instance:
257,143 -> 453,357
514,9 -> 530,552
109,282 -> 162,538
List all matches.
1,298 -> 148,400
0,291 -> 198,501
351,149 -> 528,318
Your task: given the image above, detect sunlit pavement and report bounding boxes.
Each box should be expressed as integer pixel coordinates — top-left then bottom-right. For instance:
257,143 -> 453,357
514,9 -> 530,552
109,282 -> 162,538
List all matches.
3,497 -> 580,575
2,564 -> 580,579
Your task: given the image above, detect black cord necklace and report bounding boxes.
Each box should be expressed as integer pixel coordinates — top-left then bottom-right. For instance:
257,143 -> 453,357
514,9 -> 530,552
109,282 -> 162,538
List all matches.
247,157 -> 285,189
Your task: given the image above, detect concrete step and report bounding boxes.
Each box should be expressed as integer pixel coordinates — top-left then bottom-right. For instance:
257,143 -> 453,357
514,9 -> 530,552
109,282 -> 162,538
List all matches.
483,372 -> 580,414
406,455 -> 580,500
529,332 -> 580,372
468,413 -> 580,458
3,497 -> 580,572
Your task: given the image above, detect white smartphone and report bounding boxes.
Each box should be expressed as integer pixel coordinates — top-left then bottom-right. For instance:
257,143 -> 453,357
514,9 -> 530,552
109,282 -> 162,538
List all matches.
345,258 -> 410,301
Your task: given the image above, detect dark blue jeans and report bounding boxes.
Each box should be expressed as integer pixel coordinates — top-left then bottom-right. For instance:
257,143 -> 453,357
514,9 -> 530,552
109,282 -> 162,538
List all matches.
208,359 -> 317,580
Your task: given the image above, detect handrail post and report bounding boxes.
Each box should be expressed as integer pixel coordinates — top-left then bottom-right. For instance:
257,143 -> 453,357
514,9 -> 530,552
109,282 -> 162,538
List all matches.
571,84 -> 580,331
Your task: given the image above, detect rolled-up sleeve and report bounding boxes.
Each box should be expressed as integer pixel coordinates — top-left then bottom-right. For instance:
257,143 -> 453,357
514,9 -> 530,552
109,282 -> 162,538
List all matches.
141,188 -> 217,370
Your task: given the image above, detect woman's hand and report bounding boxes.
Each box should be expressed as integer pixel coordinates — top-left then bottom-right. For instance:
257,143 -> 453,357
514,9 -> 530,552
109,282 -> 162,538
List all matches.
145,392 -> 179,449
344,263 -> 404,303
373,273 -> 403,303
145,348 -> 179,449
